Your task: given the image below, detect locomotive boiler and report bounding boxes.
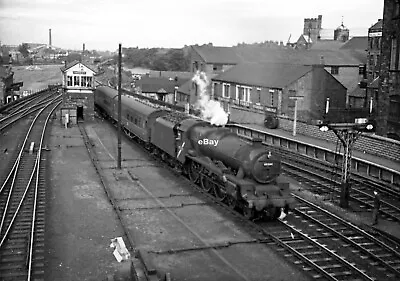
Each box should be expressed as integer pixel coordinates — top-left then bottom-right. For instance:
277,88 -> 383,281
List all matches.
187,125 -> 281,184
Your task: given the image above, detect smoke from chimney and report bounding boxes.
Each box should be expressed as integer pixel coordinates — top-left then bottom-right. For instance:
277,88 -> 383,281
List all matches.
49,29 -> 52,47
192,71 -> 228,126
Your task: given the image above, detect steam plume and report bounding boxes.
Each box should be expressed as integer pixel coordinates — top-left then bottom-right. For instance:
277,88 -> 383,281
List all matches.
192,71 -> 228,126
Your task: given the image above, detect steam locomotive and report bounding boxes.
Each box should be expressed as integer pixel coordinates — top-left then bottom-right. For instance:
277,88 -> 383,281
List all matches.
94,86 -> 295,220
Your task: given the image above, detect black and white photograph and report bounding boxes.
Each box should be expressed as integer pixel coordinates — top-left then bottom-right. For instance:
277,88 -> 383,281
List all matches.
0,0 -> 399,280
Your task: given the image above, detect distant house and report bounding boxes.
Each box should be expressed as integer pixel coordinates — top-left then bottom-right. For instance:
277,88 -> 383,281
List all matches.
296,34 -> 313,49
134,76 -> 190,104
189,45 -> 365,109
211,62 -> 346,124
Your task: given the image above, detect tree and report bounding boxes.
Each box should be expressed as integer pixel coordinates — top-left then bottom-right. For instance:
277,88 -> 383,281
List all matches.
18,43 -> 30,58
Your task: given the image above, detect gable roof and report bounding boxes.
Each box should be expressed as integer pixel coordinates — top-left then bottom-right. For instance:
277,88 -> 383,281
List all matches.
192,46 -> 240,64
177,79 -> 192,95
212,62 -> 313,89
60,60 -> 97,73
369,20 -> 383,31
340,36 -> 368,50
298,34 -> 313,44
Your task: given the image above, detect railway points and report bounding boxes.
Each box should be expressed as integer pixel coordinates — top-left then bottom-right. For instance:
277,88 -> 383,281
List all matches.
1,82 -> 399,281
43,116 -> 311,281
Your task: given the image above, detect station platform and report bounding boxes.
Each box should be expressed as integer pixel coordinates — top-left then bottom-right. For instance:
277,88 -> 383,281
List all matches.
238,123 -> 400,174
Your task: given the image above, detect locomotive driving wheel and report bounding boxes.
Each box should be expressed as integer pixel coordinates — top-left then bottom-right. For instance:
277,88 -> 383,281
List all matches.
227,196 -> 237,210
188,161 -> 201,183
214,183 -> 227,202
200,172 -> 213,193
243,206 -> 255,220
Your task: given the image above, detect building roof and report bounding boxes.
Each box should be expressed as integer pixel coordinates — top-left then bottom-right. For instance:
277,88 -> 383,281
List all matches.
340,36 -> 368,50
60,60 -> 97,73
310,40 -> 345,50
348,86 -> 366,98
298,35 -> 313,44
191,45 -> 364,67
234,46 -> 363,66
136,77 -> 189,94
212,62 -> 313,89
191,46 -> 240,64
369,20 -> 383,31
177,79 -> 192,95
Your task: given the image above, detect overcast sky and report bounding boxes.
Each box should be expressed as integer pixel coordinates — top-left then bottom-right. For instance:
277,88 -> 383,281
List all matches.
0,0 -> 384,51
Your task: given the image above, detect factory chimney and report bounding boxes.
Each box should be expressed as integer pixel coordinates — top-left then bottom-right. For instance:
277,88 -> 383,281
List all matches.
81,43 -> 85,62
49,29 -> 52,48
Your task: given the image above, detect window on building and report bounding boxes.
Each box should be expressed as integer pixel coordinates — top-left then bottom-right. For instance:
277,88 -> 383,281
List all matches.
331,66 -> 339,75
390,37 -> 400,71
375,37 -> 381,49
213,64 -> 222,71
73,76 -> 80,86
394,0 -> 400,18
222,83 -> 230,98
256,88 -> 261,104
67,76 -> 73,86
81,76 -> 87,87
86,77 -> 92,87
236,86 -> 251,102
269,89 -> 275,106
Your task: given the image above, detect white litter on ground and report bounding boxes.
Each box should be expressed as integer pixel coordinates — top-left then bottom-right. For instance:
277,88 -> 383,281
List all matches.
110,237 -> 131,262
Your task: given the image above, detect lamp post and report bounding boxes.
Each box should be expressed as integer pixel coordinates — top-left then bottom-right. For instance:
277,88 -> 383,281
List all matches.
289,95 -> 304,136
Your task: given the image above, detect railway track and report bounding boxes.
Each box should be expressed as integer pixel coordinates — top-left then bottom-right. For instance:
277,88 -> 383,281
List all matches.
282,159 -> 400,223
94,112 -> 400,281
236,135 -> 400,223
0,99 -> 60,281
0,91 -> 61,132
264,194 -> 400,281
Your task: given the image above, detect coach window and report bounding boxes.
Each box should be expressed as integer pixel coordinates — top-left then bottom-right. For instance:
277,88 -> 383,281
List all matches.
67,76 -> 73,86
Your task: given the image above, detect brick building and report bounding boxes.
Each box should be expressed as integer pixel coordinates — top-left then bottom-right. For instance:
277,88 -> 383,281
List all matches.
134,76 -> 189,104
60,60 -> 96,123
190,45 -> 365,109
211,62 -> 346,124
366,19 -> 383,109
377,0 -> 400,139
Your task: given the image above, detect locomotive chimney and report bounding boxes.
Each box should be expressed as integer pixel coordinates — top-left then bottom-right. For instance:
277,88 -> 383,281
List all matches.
251,138 -> 263,147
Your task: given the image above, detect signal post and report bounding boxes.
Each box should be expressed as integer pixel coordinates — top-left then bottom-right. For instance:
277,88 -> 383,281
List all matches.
318,98 -> 375,208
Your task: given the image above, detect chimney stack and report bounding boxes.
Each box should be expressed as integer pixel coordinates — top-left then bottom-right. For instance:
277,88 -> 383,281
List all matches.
49,29 -> 52,47
82,43 -> 85,62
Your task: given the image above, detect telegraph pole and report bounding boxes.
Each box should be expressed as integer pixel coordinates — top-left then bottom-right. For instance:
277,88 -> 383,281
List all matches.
117,43 -> 122,169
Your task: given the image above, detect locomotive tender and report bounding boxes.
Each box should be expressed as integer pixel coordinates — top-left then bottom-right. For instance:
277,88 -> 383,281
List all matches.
94,86 -> 295,220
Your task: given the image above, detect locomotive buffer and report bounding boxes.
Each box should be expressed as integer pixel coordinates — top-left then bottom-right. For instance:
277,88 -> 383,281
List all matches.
318,98 -> 375,208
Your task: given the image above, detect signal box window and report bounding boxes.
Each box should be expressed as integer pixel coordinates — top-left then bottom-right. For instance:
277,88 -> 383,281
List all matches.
67,76 -> 73,86
73,76 -> 80,86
